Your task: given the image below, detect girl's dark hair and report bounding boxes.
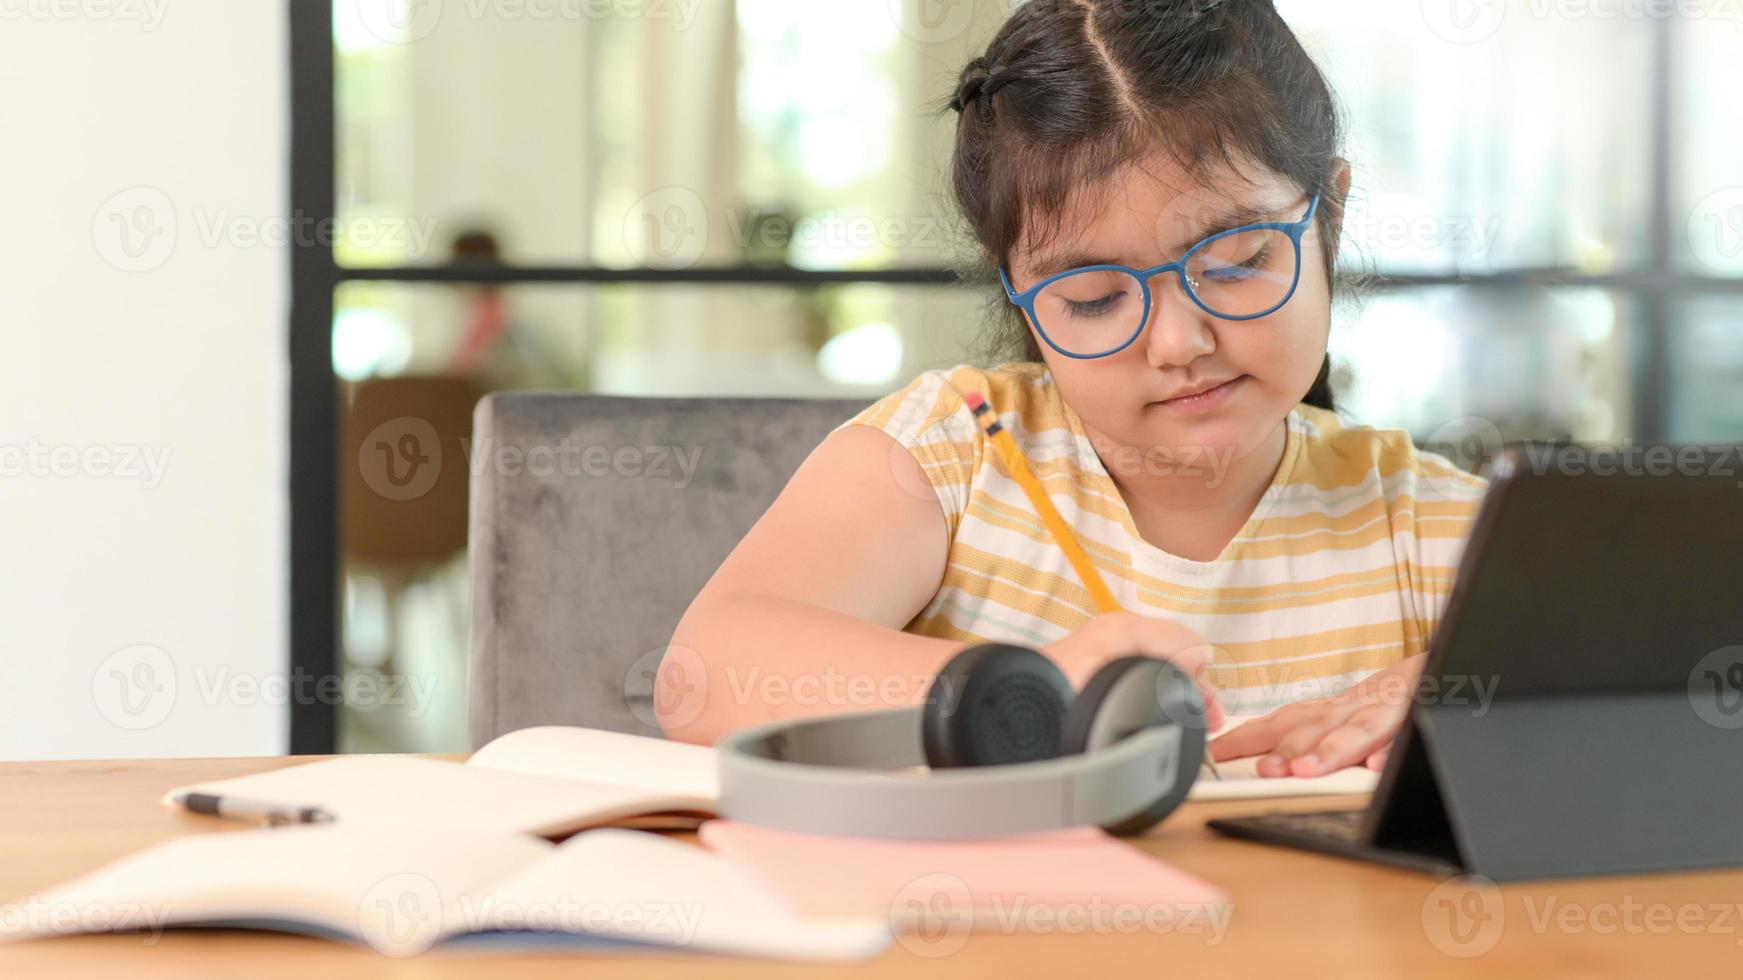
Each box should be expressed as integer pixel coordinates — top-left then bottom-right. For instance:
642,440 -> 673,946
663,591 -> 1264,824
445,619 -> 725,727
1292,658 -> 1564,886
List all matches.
947,0 -> 1345,411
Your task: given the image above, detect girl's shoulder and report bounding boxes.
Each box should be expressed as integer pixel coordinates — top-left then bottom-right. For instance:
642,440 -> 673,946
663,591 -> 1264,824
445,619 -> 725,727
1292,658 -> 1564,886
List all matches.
1288,403 -> 1490,506
834,363 -> 1055,538
836,361 -> 1061,448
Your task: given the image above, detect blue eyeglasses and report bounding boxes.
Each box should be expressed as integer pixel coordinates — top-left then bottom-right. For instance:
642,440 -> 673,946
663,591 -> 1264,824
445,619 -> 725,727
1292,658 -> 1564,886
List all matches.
999,190 -> 1321,359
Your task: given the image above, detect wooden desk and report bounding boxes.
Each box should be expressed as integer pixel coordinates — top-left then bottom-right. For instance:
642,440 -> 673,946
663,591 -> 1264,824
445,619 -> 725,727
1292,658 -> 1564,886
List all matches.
2,754 -> 1739,978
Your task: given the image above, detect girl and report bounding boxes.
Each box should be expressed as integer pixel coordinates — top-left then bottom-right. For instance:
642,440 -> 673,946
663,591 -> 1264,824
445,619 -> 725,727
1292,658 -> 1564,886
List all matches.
660,0 -> 1487,779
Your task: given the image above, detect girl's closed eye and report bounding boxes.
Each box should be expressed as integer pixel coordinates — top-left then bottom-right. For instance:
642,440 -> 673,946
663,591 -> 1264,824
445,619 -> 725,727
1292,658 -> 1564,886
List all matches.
1063,290 -> 1128,318
1202,243 -> 1272,283
1050,273 -> 1137,321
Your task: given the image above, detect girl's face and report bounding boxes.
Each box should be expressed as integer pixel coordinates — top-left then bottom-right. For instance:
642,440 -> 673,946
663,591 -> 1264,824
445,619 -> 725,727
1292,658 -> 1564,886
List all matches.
1006,158 -> 1348,479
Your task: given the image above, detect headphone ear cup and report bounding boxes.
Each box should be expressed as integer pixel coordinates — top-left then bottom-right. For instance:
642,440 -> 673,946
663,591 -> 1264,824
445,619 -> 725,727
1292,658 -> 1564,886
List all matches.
1059,656 -> 1208,836
922,644 -> 1073,768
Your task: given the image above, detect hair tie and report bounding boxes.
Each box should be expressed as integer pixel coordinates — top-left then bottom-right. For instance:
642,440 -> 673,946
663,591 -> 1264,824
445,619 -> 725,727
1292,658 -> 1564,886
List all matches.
951,62 -> 1012,114
950,58 -> 989,113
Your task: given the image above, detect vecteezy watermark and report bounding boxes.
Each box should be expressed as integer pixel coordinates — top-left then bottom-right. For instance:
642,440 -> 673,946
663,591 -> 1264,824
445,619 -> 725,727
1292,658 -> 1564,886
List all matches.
0,439 -> 172,488
188,209 -> 440,259
1419,421 -> 1743,494
1516,894 -> 1743,941
889,873 -> 1232,958
1422,0 -> 1743,45
625,645 -> 708,730
1688,645 -> 1743,730
464,437 -> 705,489
349,0 -> 704,45
722,208 -> 949,255
1216,669 -> 1503,722
623,192 -> 955,270
624,647 -> 971,735
1343,212 -> 1506,264
91,186 -> 176,273
1423,873 -> 1743,958
189,667 -> 440,719
623,186 -> 709,269
357,872 -> 446,956
91,645 -> 441,731
358,417 -> 443,503
355,873 -> 705,957
1688,186 -> 1743,273
723,665 -> 955,712
886,0 -> 980,43
356,420 -> 709,501
1419,415 -> 1504,498
1509,442 -> 1743,488
1096,441 -> 1238,489
91,644 -> 178,731
1422,875 -> 1507,957
91,187 -> 441,273
0,897 -> 174,945
1078,408 -> 1242,490
1419,0 -> 1509,44
0,0 -> 169,30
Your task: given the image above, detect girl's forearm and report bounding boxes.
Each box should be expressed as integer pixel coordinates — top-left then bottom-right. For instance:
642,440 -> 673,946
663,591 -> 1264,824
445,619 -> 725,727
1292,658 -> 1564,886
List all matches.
659,594 -> 965,745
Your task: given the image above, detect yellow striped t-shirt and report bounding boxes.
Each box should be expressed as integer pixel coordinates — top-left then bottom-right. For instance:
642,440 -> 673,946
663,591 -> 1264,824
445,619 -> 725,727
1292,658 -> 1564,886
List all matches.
836,361 -> 1490,714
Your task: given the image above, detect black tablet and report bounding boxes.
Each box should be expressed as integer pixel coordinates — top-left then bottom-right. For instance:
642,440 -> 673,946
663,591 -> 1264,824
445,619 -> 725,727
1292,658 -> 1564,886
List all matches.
1209,444 -> 1743,880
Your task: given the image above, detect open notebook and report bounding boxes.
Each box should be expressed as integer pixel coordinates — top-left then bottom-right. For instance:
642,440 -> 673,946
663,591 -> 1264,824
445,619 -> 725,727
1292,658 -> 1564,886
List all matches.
160,718 -> 1376,839
160,726 -> 719,838
0,824 -> 890,960
1191,714 -> 1380,801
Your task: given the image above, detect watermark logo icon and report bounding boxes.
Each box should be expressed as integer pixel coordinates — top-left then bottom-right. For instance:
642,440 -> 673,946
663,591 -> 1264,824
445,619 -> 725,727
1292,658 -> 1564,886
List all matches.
890,873 -> 974,958
359,416 -> 442,501
93,187 -> 176,273
355,0 -> 444,44
1421,0 -> 1506,44
624,187 -> 709,270
1421,874 -> 1505,957
624,645 -> 708,731
1688,187 -> 1743,273
1689,645 -> 1743,730
1420,415 -> 1503,497
92,644 -> 177,730
888,0 -> 978,43
357,872 -> 444,956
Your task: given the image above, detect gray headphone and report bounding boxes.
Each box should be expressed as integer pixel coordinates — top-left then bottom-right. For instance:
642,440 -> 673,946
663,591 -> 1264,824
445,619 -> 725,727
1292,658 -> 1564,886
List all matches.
716,643 -> 1208,839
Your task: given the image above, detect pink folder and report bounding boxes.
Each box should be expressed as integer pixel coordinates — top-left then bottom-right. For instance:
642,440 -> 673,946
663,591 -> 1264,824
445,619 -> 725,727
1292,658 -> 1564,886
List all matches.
700,820 -> 1226,918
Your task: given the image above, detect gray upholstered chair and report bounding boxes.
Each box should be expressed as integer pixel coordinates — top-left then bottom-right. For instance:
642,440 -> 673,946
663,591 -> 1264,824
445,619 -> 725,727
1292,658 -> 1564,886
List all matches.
467,392 -> 870,748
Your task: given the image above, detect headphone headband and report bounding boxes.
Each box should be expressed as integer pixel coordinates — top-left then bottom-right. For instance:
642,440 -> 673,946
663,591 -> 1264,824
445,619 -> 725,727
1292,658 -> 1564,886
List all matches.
715,707 -> 1189,839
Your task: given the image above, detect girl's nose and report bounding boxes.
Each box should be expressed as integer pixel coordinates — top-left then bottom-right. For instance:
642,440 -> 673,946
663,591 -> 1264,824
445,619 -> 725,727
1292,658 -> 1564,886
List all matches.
1142,271 -> 1217,370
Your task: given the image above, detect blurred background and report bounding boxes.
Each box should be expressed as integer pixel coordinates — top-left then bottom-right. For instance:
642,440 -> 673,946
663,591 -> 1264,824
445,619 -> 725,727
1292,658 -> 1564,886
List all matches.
3,1 -> 1739,760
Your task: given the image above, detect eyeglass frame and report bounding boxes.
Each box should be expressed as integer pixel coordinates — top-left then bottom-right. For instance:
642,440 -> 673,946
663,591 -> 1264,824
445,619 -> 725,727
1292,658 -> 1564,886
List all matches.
997,189 -> 1323,360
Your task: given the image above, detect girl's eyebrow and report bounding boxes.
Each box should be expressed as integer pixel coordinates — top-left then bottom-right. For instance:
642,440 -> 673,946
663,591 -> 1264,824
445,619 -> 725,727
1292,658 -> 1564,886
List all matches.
1165,201 -> 1280,252
1029,200 -> 1287,277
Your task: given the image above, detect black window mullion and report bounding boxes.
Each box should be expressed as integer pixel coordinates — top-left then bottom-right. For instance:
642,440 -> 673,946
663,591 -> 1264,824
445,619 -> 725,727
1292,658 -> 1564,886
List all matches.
289,0 -> 341,755
337,265 -> 963,286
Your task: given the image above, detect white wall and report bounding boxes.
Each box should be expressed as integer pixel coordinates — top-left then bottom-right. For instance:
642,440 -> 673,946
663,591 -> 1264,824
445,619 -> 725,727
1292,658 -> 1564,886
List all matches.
0,1 -> 288,758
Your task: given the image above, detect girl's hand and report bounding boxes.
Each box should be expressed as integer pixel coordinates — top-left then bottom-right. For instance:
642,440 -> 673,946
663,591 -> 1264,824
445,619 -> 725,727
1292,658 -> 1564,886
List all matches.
1207,653 -> 1426,777
1041,612 -> 1225,732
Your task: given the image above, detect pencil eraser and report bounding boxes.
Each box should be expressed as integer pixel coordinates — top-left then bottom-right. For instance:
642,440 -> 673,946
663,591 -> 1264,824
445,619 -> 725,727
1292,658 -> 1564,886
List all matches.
962,391 -> 985,411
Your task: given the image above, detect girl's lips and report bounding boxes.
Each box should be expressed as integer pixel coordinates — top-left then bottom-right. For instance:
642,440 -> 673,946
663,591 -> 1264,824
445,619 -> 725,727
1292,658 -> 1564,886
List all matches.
1150,376 -> 1247,415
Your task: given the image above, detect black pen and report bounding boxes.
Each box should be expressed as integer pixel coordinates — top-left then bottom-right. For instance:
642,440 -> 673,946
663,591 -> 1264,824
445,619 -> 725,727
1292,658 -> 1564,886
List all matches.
175,792 -> 336,826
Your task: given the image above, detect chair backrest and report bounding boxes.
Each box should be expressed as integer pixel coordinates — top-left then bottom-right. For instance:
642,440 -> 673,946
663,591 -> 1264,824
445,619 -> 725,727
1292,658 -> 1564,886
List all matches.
467,391 -> 869,747
342,376 -> 479,569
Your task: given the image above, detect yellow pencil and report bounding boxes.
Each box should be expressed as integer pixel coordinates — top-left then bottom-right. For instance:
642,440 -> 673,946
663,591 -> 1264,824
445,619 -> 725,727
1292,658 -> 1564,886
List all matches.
961,389 -> 1220,779
962,390 -> 1120,614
